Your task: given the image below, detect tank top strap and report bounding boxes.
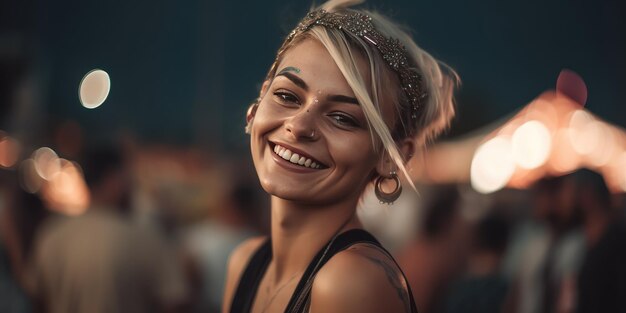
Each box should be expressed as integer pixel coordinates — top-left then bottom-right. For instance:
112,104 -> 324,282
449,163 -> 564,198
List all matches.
229,237 -> 272,313
285,229 -> 419,313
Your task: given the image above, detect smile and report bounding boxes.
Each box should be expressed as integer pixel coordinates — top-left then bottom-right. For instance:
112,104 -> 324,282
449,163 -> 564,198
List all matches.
272,143 -> 326,169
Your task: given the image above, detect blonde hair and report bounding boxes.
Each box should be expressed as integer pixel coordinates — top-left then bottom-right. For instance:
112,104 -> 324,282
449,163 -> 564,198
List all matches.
255,0 -> 458,189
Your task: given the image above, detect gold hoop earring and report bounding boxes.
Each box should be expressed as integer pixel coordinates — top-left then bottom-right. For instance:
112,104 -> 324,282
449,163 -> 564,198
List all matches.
374,171 -> 402,205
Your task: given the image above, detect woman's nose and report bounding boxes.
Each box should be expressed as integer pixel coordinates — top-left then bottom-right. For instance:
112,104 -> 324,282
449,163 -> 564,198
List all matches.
284,107 -> 318,140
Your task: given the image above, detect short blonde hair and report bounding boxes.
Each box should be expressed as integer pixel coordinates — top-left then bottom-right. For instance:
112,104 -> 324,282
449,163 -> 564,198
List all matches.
256,0 -> 458,188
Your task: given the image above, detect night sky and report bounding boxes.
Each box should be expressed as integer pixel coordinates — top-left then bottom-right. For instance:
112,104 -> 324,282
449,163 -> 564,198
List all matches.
2,0 -> 625,152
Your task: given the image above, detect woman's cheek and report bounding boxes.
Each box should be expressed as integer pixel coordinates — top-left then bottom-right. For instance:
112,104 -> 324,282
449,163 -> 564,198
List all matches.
330,134 -> 377,167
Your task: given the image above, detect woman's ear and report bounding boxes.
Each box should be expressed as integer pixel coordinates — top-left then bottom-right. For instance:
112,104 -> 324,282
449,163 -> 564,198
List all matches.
245,101 -> 259,125
245,80 -> 271,133
374,139 -> 415,177
398,138 -> 416,162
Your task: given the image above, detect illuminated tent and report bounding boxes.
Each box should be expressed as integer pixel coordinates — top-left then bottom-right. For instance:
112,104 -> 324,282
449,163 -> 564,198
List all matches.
411,70 -> 626,194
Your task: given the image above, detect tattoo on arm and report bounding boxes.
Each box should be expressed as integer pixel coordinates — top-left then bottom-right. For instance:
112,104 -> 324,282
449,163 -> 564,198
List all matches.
348,247 -> 411,312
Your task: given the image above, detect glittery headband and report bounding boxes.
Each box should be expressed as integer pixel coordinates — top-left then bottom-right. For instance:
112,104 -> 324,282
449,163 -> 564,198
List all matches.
277,9 -> 427,126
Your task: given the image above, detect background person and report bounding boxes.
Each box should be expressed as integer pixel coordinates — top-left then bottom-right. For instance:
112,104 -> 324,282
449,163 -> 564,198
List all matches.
30,146 -> 189,313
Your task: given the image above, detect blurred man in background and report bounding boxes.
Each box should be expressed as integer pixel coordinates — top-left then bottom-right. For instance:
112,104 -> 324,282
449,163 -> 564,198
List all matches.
182,182 -> 262,313
29,146 -> 189,313
574,169 -> 626,313
506,175 -> 585,313
444,210 -> 511,313
0,173 -> 49,313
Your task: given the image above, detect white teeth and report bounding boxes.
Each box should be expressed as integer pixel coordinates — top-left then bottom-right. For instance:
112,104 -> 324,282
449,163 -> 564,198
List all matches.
282,149 -> 292,160
290,153 -> 300,163
272,144 -> 322,169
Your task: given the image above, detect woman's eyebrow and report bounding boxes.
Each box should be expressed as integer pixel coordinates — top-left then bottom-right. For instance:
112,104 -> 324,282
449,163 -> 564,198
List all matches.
276,67 -> 308,91
276,66 -> 358,105
328,94 -> 359,105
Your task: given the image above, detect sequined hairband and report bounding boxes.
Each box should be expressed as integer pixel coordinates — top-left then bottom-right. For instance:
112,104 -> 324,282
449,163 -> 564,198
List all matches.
275,9 -> 427,127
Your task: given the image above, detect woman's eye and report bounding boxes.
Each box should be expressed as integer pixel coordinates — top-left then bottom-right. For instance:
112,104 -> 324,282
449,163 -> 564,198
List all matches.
329,113 -> 360,128
273,91 -> 300,105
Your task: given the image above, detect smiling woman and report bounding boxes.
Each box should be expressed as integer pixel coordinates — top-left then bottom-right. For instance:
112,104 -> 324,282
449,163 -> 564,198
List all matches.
223,0 -> 458,312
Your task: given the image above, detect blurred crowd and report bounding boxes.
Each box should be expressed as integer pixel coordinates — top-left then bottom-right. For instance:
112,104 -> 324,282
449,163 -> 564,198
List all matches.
398,170 -> 626,313
1,138 -> 625,313
0,139 -> 269,313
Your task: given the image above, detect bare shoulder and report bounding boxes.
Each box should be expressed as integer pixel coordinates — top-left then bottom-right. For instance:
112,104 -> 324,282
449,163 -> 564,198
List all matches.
310,243 -> 412,313
227,236 -> 267,274
221,236 -> 267,313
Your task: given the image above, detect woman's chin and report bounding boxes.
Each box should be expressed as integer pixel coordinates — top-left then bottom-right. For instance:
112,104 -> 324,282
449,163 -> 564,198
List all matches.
261,183 -> 314,202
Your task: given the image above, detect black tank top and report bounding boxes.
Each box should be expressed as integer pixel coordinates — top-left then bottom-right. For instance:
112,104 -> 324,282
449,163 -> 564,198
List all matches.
229,229 -> 419,313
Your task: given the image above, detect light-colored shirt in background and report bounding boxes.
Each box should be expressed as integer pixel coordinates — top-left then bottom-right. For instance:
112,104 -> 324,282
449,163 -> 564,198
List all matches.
30,209 -> 188,313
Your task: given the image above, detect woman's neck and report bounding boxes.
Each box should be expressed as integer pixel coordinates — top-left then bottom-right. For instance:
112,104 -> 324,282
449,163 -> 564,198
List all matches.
267,196 -> 362,283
